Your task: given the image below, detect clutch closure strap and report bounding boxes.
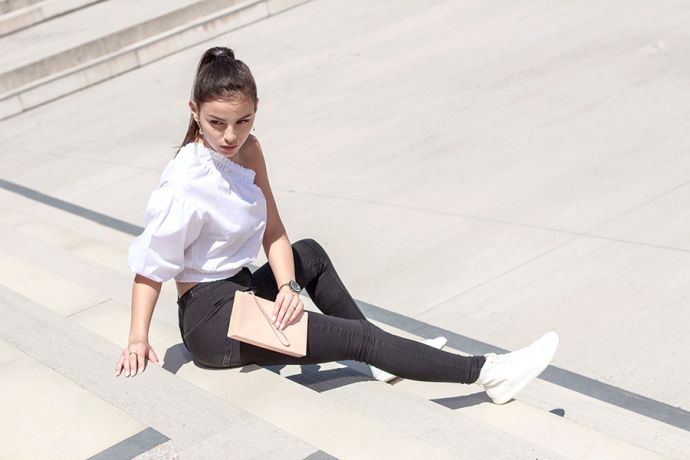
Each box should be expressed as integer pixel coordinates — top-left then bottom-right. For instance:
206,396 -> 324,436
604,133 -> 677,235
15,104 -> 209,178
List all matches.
248,291 -> 291,347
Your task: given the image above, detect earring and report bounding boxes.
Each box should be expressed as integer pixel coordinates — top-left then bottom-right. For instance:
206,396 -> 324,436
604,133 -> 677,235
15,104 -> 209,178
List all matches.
196,121 -> 203,135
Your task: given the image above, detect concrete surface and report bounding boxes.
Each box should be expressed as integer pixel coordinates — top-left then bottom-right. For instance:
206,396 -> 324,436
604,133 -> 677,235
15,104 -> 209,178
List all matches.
0,0 -> 104,37
3,0 -> 688,408
0,285 -> 321,459
1,0 -> 689,457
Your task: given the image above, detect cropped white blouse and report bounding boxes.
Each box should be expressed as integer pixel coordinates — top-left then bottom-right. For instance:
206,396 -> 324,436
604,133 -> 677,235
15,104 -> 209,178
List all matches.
128,142 -> 267,283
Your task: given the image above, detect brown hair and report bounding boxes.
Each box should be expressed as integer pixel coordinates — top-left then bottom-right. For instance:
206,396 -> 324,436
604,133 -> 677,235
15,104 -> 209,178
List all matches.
176,46 -> 258,155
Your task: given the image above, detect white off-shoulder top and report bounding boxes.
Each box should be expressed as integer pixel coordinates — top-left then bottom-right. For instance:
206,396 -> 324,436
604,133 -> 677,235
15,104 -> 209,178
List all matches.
128,142 -> 267,283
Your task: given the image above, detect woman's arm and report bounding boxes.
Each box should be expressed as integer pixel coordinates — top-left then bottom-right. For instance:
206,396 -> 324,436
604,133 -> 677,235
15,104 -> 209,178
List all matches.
115,274 -> 161,377
246,136 -> 305,330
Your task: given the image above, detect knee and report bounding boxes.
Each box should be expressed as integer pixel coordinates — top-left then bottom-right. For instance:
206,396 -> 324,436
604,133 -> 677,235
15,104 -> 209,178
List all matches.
293,238 -> 329,262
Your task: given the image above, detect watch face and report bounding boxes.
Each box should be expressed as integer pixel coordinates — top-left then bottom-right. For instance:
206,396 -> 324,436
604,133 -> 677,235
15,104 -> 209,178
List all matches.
289,280 -> 301,292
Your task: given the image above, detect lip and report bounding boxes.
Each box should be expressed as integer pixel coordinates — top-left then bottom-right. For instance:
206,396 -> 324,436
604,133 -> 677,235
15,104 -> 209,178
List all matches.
220,144 -> 238,150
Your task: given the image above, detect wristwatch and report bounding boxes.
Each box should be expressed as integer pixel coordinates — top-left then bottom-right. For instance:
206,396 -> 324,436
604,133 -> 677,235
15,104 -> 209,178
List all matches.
279,280 -> 301,294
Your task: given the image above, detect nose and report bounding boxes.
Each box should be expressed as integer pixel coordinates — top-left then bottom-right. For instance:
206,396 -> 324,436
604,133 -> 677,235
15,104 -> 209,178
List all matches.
224,126 -> 238,144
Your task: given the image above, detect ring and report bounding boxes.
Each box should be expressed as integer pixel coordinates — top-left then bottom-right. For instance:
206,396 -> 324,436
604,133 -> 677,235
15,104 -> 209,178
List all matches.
288,305 -> 296,310
128,352 -> 136,356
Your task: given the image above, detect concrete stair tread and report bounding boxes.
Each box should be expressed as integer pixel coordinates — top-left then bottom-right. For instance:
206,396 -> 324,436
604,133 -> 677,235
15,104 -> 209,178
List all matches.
0,205 -> 672,458
358,324 -> 690,459
270,320 -> 664,459
0,233 -> 548,458
0,0 -> 44,14
4,196 -> 687,458
72,298 -> 471,459
0,0 -> 203,73
0,284 -> 321,459
0,0 -> 249,95
345,323 -> 690,459
0,337 -> 154,459
0,188 -> 138,253
0,0 -> 304,120
2,276 -> 449,458
0,0 -> 103,38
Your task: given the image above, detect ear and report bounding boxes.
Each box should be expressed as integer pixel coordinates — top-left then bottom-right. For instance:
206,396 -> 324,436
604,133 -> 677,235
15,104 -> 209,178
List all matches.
254,97 -> 259,112
188,100 -> 199,121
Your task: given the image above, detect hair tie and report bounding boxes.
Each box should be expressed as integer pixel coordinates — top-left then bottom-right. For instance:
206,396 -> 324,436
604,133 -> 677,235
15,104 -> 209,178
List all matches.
215,51 -> 232,61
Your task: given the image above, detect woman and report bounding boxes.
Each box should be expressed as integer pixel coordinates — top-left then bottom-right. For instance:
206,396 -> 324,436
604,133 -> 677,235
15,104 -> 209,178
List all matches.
115,46 -> 558,405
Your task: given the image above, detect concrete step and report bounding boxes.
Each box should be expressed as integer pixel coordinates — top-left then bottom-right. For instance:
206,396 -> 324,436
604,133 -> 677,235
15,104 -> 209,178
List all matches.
0,0 -> 43,14
0,336 -> 159,459
73,297 -> 494,459
0,201 -> 669,458
339,325 -> 674,459
2,193 -> 690,457
1,0 -> 204,80
0,0 -> 103,37
0,285 -> 321,459
357,329 -> 690,459
0,0 -> 310,120
0,228 -> 553,458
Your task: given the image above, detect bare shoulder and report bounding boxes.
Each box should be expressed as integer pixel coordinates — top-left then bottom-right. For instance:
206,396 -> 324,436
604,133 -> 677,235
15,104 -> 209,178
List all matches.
238,135 -> 271,189
238,134 -> 267,172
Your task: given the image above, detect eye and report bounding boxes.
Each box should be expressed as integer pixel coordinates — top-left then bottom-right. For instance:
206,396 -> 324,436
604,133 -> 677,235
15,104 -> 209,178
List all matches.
210,120 -> 224,126
238,119 -> 250,124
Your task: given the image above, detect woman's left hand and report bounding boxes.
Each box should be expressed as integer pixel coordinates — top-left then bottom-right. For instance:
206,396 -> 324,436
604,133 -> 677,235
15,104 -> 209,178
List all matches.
272,287 -> 304,330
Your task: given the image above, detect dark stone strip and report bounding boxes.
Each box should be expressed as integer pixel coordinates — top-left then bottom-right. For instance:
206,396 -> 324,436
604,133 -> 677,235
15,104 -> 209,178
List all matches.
303,450 -> 339,460
357,299 -> 690,432
88,427 -> 169,460
0,178 -> 143,236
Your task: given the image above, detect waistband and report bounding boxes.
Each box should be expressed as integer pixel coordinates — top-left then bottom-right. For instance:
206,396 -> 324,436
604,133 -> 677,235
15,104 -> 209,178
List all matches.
177,266 -> 253,307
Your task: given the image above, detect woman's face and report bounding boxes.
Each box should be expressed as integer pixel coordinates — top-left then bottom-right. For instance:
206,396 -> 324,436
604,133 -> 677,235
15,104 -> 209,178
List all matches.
190,95 -> 257,159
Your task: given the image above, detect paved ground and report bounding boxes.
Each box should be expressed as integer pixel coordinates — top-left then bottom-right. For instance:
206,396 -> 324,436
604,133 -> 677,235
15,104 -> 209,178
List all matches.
1,0 -> 689,419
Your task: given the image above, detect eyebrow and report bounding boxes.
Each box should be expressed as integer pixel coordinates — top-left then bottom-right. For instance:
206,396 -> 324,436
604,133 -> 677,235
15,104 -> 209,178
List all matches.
208,113 -> 253,121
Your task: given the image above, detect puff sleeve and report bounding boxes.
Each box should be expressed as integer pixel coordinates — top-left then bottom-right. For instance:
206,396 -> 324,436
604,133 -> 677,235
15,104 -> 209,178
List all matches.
128,184 -> 204,282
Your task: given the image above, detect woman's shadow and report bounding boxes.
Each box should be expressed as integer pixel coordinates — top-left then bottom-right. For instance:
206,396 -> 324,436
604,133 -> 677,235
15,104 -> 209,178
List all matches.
161,344 -> 487,409
161,343 -> 265,374
161,343 -> 194,374
160,342 -> 371,388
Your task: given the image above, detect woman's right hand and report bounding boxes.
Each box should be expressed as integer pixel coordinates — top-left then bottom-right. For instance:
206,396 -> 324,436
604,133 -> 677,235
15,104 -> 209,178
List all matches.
115,340 -> 160,378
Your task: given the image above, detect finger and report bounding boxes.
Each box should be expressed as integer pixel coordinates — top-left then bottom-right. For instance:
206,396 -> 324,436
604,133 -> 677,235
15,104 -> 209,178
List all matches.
131,353 -> 141,376
279,295 -> 297,326
137,352 -> 145,375
148,348 -> 160,365
281,307 -> 296,330
272,292 -> 287,322
115,354 -> 124,376
128,353 -> 138,376
281,302 -> 301,330
123,353 -> 131,377
275,295 -> 291,325
287,301 -> 304,326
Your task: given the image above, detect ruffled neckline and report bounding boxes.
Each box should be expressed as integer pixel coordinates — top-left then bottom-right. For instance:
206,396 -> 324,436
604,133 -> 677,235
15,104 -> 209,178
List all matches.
191,142 -> 256,184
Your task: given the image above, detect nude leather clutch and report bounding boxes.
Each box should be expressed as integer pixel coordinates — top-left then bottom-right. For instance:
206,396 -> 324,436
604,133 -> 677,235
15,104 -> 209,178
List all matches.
228,290 -> 308,357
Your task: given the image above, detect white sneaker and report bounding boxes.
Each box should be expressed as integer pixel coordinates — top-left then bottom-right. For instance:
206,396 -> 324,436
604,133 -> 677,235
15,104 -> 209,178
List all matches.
476,331 -> 558,405
370,336 -> 449,383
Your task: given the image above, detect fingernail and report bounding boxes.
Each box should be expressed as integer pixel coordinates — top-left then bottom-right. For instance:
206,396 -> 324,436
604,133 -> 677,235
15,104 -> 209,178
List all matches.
125,371 -> 129,377
272,315 -> 276,321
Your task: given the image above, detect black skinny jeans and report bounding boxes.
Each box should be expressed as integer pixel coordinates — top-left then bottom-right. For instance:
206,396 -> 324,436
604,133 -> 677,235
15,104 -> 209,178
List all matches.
177,238 -> 485,384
